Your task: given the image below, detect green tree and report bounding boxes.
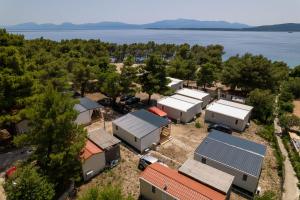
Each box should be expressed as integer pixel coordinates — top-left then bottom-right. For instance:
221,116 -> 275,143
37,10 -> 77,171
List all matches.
197,63 -> 216,89
123,55 -> 135,66
14,84 -> 86,192
290,65 -> 300,77
279,114 -> 300,134
139,54 -> 169,104
120,65 -> 138,95
282,77 -> 300,98
246,89 -> 275,123
0,46 -> 34,126
101,71 -> 123,104
4,164 -> 55,200
72,62 -> 92,97
78,185 -> 134,200
167,57 -> 186,80
222,54 -> 289,93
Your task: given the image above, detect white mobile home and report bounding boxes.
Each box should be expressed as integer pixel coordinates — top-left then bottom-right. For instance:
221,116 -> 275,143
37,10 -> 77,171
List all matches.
170,94 -> 202,114
112,109 -> 169,152
74,97 -> 103,125
194,130 -> 266,195
205,99 -> 253,131
81,140 -> 106,181
175,88 -> 210,108
157,97 -> 198,123
167,77 -> 184,91
88,128 -> 121,168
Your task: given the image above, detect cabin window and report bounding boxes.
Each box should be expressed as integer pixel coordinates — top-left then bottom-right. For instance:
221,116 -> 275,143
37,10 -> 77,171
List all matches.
201,157 -> 206,164
134,137 -> 137,142
180,112 -> 183,116
116,126 -> 118,130
152,186 -> 156,193
212,113 -> 215,118
235,119 -> 238,125
243,174 -> 248,181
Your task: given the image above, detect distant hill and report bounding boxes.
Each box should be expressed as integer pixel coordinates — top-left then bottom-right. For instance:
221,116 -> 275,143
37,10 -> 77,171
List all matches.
2,19 -> 300,32
140,18 -> 250,29
4,22 -> 139,30
242,23 -> 300,32
3,19 -> 250,31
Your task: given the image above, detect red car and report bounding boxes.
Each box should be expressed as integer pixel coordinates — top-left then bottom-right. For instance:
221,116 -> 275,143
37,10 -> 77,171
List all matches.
5,166 -> 17,179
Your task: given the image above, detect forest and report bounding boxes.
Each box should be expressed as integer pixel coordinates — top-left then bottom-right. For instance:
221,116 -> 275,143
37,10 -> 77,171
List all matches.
1,28 -> 300,199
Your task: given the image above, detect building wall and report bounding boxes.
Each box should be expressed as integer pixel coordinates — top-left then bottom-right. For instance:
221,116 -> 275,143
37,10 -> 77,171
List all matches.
139,178 -> 176,200
141,128 -> 161,151
194,154 -> 259,194
157,103 -> 196,123
169,82 -> 184,91
201,94 -> 211,108
75,110 -> 92,125
205,110 -> 247,131
112,122 -> 142,151
105,144 -> 120,167
82,152 -> 106,181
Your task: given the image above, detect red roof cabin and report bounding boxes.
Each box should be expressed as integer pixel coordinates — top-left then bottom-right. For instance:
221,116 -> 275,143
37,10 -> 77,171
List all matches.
139,163 -> 226,200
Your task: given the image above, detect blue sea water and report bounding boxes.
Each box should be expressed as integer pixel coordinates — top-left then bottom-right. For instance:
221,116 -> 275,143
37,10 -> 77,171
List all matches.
9,29 -> 300,67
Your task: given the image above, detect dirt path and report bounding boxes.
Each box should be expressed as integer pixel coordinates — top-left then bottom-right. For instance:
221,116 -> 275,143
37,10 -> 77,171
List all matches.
276,135 -> 299,200
0,177 -> 6,200
293,99 -> 300,118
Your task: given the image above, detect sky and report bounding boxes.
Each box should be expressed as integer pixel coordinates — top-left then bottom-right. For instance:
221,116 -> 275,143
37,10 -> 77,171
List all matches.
1,0 -> 300,26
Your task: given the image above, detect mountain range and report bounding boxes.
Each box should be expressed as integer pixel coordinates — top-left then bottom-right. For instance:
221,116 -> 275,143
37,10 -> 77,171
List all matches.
2,19 -> 300,32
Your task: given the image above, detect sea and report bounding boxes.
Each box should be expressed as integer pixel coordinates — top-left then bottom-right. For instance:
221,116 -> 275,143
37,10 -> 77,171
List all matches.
9,29 -> 300,67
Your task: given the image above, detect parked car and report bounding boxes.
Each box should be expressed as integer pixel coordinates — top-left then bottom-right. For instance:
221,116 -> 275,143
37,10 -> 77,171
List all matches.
125,97 -> 140,105
120,95 -> 134,102
120,95 -> 140,105
207,124 -> 232,134
112,103 -> 130,114
98,98 -> 112,106
138,155 -> 159,170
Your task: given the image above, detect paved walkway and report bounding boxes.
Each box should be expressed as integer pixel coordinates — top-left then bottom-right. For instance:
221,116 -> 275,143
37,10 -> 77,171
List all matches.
276,135 -> 299,200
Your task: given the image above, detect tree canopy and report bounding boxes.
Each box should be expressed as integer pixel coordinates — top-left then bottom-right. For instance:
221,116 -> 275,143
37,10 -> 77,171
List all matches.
4,164 -> 55,200
13,84 -> 86,192
139,54 -> 170,104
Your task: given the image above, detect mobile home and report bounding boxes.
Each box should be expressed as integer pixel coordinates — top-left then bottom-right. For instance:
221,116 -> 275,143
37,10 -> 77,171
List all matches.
74,97 -> 103,125
179,159 -> 234,199
140,163 -> 226,200
157,97 -> 198,123
176,88 -> 210,108
194,130 -> 266,195
205,99 -> 253,131
81,140 -> 106,181
112,109 -> 169,152
167,77 -> 184,91
88,128 -> 121,167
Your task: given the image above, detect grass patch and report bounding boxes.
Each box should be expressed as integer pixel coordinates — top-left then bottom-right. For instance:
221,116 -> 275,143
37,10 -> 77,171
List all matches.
257,125 -> 283,177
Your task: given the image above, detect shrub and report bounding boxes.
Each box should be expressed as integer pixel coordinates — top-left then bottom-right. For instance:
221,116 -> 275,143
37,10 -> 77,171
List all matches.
257,125 -> 283,177
254,191 -> 276,200
195,121 -> 202,128
4,164 -> 55,200
78,184 -> 134,200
